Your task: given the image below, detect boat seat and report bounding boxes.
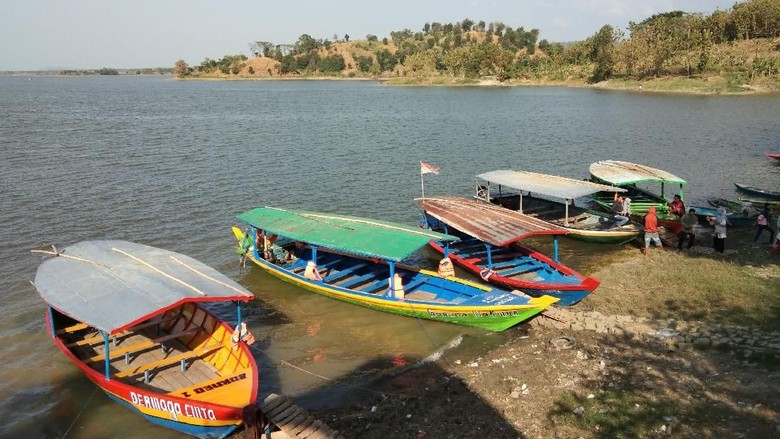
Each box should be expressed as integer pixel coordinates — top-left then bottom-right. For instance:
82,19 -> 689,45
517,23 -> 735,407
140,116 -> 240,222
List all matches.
501,264 -> 546,277
56,322 -> 91,335
403,290 -> 438,301
322,262 -> 368,283
398,277 -> 429,294
66,313 -> 183,348
114,343 -> 223,379
85,327 -> 202,363
337,271 -> 382,289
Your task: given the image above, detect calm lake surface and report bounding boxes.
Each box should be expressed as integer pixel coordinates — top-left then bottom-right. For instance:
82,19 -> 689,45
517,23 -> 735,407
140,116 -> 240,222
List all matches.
0,76 -> 778,438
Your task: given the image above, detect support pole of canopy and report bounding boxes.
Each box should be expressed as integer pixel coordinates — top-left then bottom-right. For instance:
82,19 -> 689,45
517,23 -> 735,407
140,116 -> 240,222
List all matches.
679,184 -> 684,201
443,243 -> 449,258
519,192 -> 523,213
236,301 -> 242,335
48,306 -> 55,338
498,185 -> 502,203
661,182 -> 665,199
564,200 -> 570,226
421,173 -> 425,198
553,236 -> 559,262
485,244 -> 493,270
103,332 -> 111,380
311,245 -> 318,264
388,262 -> 396,296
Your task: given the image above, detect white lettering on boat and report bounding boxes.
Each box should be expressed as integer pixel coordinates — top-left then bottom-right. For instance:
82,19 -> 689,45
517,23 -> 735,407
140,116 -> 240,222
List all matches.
426,309 -> 522,318
129,391 -> 217,421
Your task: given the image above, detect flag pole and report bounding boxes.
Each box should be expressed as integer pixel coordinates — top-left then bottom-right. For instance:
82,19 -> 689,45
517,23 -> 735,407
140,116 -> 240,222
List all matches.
420,167 -> 425,198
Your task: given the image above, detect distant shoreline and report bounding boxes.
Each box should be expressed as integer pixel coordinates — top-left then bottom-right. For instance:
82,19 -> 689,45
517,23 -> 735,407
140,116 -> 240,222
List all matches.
5,71 -> 778,95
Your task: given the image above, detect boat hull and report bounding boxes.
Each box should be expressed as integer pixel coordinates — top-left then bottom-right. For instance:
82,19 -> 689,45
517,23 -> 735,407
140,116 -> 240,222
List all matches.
250,252 -> 552,331
562,227 -> 639,244
487,194 -> 640,244
46,306 -> 257,439
427,240 -> 598,306
734,183 -> 780,201
234,227 -> 555,332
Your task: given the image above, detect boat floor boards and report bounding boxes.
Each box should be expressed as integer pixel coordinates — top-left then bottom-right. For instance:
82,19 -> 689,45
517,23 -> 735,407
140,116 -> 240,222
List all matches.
69,328 -> 219,393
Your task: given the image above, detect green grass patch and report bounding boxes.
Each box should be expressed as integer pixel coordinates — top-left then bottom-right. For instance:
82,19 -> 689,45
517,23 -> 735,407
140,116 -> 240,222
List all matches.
551,390 -> 722,438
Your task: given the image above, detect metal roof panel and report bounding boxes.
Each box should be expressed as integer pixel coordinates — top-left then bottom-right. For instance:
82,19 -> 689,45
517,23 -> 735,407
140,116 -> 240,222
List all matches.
416,196 -> 567,247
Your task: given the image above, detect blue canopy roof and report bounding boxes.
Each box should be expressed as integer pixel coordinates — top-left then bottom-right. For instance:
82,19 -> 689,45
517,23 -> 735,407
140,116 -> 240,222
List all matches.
34,241 -> 253,334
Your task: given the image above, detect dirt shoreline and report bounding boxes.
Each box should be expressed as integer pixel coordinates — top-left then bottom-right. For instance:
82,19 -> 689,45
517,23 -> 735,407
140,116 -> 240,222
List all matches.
304,234 -> 779,438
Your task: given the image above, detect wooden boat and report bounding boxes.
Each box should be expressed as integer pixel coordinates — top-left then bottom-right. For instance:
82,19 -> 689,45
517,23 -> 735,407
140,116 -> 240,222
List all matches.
708,197 -> 745,212
234,207 -> 558,332
475,170 -> 641,244
739,197 -> 780,206
690,205 -> 754,227
416,196 -> 599,306
33,241 -> 258,439
590,160 -> 687,233
734,183 -> 780,201
765,151 -> 780,160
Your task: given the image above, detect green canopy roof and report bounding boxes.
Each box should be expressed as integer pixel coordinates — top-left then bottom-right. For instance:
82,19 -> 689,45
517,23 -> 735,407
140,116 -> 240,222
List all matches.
236,207 -> 459,262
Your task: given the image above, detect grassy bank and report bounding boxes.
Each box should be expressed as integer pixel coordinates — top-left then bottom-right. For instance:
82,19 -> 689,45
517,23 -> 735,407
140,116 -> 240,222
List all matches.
582,229 -> 780,330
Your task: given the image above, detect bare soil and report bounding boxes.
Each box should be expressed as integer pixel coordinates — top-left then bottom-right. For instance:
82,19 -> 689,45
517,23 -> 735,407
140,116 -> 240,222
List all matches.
315,324 -> 779,438
310,230 -> 780,438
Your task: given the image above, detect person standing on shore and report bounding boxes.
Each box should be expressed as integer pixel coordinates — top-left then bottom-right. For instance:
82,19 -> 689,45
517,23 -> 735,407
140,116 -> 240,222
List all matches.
644,206 -> 662,255
709,207 -> 728,253
753,204 -> 775,244
678,208 -> 697,250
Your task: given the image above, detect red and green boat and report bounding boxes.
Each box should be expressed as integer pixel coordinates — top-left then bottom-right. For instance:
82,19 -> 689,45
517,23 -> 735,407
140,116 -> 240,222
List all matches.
234,207 -> 557,332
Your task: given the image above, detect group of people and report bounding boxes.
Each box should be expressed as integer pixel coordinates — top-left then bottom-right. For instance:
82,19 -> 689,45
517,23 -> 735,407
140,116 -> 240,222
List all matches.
612,192 -> 778,255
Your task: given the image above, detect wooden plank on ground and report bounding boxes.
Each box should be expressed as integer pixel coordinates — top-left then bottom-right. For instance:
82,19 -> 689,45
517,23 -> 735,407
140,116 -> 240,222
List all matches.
260,393 -> 344,439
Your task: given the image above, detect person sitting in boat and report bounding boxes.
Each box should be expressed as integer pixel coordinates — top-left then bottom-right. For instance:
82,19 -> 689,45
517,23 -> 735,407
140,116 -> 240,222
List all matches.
437,257 -> 455,277
304,261 -> 323,281
668,194 -> 685,218
612,194 -> 629,227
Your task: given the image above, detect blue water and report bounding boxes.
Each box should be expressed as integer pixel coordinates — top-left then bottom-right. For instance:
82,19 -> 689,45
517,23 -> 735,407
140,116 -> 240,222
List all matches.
1,76 -> 778,438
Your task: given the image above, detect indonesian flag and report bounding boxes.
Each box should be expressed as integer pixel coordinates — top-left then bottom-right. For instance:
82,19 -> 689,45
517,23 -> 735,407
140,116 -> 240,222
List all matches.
420,161 -> 441,175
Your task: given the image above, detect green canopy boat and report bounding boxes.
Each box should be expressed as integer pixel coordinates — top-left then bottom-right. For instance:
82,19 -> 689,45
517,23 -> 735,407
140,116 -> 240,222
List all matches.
234,207 -> 558,331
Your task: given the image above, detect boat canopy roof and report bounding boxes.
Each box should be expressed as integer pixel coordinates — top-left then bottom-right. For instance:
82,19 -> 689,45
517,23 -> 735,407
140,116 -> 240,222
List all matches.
236,207 -> 459,262
34,241 -> 253,335
475,170 -> 626,200
589,160 -> 686,186
417,196 -> 567,247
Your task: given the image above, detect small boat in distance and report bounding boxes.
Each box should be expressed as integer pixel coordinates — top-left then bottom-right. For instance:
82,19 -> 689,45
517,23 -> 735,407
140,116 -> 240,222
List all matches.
417,196 -> 599,306
765,151 -> 780,160
234,207 -> 558,331
475,170 -> 641,244
734,183 -> 780,201
33,241 -> 258,439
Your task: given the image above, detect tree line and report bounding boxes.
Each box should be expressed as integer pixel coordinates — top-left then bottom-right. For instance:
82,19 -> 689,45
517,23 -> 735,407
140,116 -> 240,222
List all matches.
174,0 -> 780,83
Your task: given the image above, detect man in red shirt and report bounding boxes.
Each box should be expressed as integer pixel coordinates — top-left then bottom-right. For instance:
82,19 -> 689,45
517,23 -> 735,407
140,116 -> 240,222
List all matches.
644,206 -> 662,255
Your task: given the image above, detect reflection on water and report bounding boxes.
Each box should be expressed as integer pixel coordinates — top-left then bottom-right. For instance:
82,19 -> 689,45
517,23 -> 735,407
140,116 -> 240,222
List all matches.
0,77 -> 778,437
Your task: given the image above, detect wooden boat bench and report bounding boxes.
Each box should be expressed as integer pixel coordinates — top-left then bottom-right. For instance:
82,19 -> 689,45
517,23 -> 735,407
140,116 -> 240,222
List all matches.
66,313 -> 183,348
114,343 -> 223,384
322,262 -> 368,283
84,327 -> 203,364
500,264 -> 545,277
336,270 -> 384,289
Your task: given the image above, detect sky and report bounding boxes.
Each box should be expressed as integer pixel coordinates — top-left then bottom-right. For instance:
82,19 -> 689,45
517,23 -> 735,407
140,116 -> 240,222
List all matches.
0,0 -> 738,71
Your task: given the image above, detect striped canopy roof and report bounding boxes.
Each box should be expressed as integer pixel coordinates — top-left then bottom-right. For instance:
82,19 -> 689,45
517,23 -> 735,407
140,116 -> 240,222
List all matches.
476,170 -> 626,200
589,160 -> 686,186
34,241 -> 253,334
236,207 -> 458,262
417,196 -> 567,247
